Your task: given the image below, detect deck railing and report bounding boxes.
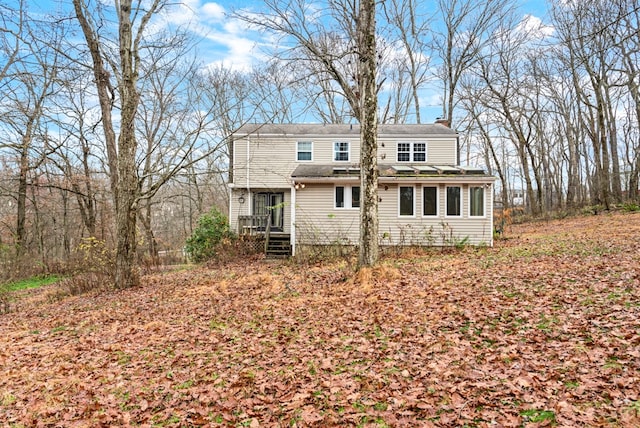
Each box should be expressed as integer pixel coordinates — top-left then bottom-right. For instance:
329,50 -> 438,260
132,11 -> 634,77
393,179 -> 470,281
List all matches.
237,215 -> 269,235
237,215 -> 293,256
237,215 -> 272,253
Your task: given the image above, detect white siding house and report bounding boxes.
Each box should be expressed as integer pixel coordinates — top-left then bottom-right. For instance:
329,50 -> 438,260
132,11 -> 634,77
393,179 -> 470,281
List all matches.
229,123 -> 495,255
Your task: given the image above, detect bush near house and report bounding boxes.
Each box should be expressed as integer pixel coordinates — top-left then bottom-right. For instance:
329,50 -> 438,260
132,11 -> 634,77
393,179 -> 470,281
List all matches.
185,208 -> 234,263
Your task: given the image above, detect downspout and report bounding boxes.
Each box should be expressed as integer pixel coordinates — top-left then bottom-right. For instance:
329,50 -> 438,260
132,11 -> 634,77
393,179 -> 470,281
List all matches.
291,183 -> 296,256
246,135 -> 251,214
488,182 -> 494,247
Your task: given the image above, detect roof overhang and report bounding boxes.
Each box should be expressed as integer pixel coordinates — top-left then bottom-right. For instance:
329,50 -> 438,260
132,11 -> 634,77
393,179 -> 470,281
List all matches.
291,164 -> 496,185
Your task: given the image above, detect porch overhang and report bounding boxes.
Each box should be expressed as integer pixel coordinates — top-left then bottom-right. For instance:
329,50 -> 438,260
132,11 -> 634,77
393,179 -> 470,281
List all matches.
291,164 -> 496,185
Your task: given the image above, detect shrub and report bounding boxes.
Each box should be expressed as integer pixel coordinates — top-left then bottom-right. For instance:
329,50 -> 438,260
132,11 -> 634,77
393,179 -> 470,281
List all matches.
185,208 -> 235,263
48,237 -> 115,299
621,202 -> 640,212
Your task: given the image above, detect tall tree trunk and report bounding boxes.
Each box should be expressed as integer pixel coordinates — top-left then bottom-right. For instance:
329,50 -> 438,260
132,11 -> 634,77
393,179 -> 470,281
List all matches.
114,0 -> 141,288
139,202 -> 159,262
565,122 -> 580,209
357,0 -> 379,268
16,143 -> 29,257
73,0 -> 160,288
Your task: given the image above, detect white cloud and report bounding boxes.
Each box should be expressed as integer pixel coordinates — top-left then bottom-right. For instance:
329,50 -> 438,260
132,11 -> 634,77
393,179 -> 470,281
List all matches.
201,2 -> 225,20
153,1 -> 264,72
517,14 -> 555,39
204,31 -> 260,71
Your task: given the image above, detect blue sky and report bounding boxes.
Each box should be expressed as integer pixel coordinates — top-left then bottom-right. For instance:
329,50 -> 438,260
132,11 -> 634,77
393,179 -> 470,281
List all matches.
26,0 -> 551,124
28,0 -> 551,73
154,0 -> 552,72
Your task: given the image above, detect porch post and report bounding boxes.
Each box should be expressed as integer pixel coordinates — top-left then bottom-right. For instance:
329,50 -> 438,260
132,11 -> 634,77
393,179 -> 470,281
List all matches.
290,184 -> 296,256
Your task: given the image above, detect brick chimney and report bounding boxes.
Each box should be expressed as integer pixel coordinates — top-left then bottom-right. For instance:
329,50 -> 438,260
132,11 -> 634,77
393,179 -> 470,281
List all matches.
435,118 -> 450,127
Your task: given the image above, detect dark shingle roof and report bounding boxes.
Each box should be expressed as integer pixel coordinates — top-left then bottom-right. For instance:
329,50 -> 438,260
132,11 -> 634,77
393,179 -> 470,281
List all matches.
234,123 -> 457,137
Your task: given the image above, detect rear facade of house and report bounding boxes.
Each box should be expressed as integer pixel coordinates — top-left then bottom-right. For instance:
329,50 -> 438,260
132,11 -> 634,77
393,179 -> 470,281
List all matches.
229,123 -> 495,256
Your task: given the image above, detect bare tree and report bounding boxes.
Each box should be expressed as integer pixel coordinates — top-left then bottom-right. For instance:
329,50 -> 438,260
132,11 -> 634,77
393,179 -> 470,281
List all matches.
72,0 -> 199,288
431,0 -> 514,125
247,60 -> 314,124
135,47 -> 244,261
614,0 -> 640,200
235,0 -> 380,267
382,0 -> 432,124
0,6 -> 64,258
550,0 -> 634,207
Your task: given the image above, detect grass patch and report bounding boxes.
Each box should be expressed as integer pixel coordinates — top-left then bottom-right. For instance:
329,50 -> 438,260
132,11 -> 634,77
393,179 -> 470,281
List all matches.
2,275 -> 62,292
520,408 -> 556,424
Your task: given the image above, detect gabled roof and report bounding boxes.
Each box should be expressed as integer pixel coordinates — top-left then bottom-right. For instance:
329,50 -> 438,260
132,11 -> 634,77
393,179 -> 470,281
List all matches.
234,123 -> 458,137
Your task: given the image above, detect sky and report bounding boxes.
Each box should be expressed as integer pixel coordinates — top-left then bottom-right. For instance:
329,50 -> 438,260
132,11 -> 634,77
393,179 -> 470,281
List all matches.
166,0 -> 551,72
28,0 -> 551,73
27,0 -> 552,123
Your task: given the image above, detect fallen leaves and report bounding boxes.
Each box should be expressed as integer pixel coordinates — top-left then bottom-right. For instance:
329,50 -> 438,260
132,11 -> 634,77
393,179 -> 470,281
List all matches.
1,211 -> 639,426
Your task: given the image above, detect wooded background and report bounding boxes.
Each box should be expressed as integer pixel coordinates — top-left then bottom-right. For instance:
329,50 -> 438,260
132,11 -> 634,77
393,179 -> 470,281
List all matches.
1,0 -> 638,278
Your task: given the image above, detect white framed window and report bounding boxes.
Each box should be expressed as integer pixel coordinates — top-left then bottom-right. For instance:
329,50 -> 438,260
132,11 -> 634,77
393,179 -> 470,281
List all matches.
469,186 -> 485,217
297,141 -> 312,161
334,142 -> 350,162
422,186 -> 438,217
335,185 -> 360,209
397,142 -> 427,162
399,186 -> 415,217
397,143 -> 411,162
413,143 -> 426,162
446,186 -> 462,217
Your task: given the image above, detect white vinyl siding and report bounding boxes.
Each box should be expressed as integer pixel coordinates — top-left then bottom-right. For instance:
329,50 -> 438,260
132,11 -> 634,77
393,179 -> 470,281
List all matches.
376,183 -> 493,246
233,138 -> 300,188
295,183 -> 360,245
295,183 -> 493,247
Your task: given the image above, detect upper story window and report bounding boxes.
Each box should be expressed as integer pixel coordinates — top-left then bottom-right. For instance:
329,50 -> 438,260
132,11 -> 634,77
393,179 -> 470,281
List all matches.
397,142 -> 426,162
334,142 -> 350,161
297,141 -> 312,161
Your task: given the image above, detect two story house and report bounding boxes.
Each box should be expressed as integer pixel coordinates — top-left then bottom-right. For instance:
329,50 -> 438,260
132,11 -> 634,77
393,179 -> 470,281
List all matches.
229,122 -> 495,256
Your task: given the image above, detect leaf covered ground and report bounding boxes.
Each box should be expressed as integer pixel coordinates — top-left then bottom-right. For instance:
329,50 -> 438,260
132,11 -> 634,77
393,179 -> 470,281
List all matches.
1,212 -> 640,427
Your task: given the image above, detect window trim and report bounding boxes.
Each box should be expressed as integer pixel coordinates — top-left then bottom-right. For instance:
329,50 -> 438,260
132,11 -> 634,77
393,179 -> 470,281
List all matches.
335,184 -> 360,209
422,185 -> 439,217
398,185 -> 416,217
469,186 -> 485,218
296,141 -> 313,162
445,185 -> 462,218
413,142 -> 426,162
396,141 -> 427,163
333,141 -> 350,162
397,142 -> 411,162
351,186 -> 360,208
